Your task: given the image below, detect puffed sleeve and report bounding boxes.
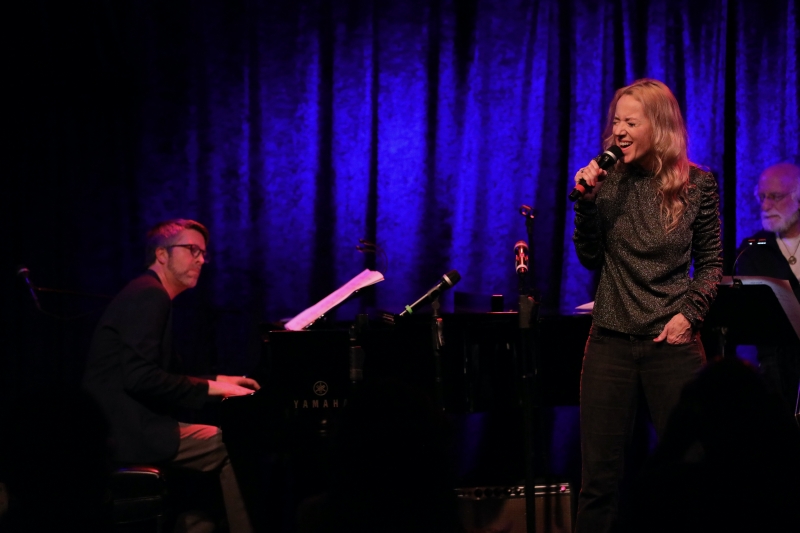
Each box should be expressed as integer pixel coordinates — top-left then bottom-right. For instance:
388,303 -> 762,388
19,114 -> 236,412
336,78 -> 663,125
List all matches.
679,170 -> 723,328
573,199 -> 604,270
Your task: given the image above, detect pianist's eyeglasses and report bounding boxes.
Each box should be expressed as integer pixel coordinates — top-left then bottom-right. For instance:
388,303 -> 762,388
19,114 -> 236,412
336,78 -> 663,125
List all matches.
166,244 -> 209,261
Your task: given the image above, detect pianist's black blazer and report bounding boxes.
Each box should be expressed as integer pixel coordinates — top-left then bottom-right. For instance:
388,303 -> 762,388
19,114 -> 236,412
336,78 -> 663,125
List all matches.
83,270 -> 209,464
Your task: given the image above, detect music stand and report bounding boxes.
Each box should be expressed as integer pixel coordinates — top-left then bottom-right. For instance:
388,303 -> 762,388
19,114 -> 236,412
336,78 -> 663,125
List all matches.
704,276 -> 800,347
704,275 -> 800,423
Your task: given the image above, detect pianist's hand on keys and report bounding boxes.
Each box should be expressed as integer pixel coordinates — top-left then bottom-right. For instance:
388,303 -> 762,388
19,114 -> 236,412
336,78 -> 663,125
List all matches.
208,375 -> 261,397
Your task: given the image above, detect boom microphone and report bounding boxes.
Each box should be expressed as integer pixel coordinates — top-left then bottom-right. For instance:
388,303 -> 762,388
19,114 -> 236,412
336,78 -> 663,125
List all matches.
568,145 -> 624,201
399,270 -> 461,316
732,238 -> 767,277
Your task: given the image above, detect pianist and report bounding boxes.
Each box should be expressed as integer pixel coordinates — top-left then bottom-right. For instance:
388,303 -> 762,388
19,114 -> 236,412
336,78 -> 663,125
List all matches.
83,219 -> 259,533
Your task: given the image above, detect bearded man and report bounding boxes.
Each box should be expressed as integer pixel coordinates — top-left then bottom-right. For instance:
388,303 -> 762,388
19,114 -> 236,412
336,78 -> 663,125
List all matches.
736,163 -> 800,417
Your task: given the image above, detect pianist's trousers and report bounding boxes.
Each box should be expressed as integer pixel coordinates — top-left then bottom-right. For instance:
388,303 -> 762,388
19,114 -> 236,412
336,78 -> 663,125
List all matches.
172,423 -> 253,533
574,326 -> 706,533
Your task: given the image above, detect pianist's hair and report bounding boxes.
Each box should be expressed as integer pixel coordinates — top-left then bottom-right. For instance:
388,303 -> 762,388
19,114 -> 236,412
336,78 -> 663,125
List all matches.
145,219 -> 209,267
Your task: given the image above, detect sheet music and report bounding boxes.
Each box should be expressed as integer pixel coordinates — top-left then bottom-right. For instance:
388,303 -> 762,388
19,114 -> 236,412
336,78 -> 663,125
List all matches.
284,269 -> 384,331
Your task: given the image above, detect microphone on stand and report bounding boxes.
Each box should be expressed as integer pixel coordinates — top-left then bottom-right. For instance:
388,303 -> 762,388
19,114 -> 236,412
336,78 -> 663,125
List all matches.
731,238 -> 767,286
515,241 -> 529,277
399,270 -> 461,316
568,145 -> 624,201
16,265 -> 42,311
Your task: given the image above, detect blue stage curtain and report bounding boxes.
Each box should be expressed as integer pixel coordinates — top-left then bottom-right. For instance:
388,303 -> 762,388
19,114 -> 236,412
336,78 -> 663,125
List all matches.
5,0 -> 799,378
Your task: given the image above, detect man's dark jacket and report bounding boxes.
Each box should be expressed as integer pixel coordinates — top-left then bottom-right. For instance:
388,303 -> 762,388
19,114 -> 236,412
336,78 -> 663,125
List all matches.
83,270 -> 209,463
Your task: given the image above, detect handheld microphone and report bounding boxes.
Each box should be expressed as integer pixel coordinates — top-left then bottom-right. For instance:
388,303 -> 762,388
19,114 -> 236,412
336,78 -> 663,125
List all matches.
16,265 -> 42,311
568,145 -> 624,202
399,270 -> 461,316
514,241 -> 529,276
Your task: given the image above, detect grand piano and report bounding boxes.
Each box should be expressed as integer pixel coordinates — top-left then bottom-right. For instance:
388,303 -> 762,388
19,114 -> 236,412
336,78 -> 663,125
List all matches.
220,307 -> 591,532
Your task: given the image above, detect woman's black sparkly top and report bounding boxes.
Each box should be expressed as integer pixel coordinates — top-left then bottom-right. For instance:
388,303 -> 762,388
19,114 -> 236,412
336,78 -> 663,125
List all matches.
573,165 -> 723,335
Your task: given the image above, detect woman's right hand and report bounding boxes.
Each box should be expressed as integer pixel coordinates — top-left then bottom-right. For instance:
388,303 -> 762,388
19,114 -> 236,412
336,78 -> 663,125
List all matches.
574,160 -> 608,202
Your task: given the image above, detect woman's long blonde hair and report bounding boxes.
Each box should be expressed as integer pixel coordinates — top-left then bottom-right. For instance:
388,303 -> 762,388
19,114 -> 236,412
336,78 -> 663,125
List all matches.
602,79 -> 691,233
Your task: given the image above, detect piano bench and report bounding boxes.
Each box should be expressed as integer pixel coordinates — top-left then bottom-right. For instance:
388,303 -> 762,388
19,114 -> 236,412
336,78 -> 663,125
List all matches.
110,465 -> 167,532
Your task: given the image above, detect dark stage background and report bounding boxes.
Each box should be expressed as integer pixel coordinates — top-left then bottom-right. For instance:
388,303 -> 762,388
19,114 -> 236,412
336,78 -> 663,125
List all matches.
3,0 -> 799,391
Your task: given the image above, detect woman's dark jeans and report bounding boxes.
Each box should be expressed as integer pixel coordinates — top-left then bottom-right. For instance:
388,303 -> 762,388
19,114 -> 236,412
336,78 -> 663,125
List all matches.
574,325 -> 706,533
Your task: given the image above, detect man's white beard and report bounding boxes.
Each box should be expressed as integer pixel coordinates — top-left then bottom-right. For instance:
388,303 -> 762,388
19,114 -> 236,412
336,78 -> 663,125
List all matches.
764,208 -> 800,235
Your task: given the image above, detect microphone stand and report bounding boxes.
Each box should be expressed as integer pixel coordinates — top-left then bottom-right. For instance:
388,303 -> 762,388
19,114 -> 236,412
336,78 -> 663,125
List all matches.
394,272 -> 459,413
518,205 -> 540,533
349,313 -> 369,387
16,276 -> 112,320
430,297 -> 445,412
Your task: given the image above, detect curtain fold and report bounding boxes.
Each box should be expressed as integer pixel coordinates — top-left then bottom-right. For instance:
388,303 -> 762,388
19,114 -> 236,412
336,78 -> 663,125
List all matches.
6,0 -> 799,377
